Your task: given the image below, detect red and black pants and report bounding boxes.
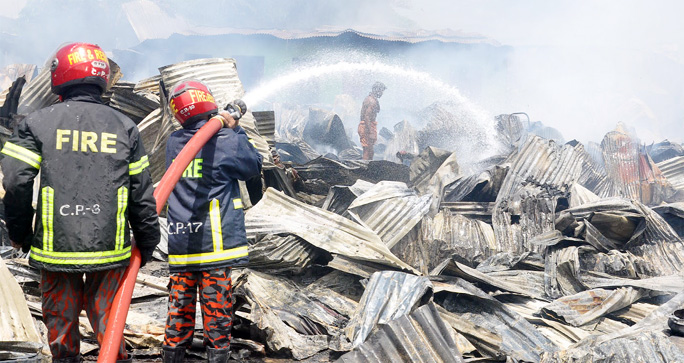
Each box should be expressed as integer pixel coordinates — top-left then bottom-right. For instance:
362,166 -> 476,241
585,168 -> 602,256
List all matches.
164,268 -> 233,349
41,267 -> 128,361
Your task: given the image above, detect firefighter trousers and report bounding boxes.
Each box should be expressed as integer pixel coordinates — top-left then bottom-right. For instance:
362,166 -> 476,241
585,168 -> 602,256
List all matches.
163,268 -> 233,349
41,268 -> 128,361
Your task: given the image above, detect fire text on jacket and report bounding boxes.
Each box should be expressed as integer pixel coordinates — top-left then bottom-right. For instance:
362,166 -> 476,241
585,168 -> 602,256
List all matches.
56,129 -> 117,153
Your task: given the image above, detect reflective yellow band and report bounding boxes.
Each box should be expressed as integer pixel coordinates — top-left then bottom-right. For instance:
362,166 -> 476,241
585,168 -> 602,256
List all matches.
248,138 -> 256,147
116,186 -> 128,250
233,198 -> 243,209
128,155 -> 149,175
209,199 -> 223,252
168,246 -> 248,265
1,142 -> 42,169
41,187 -> 54,252
31,246 -> 131,265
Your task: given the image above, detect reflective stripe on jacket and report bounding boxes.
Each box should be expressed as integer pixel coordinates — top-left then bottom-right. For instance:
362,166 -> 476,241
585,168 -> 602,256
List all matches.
1,90 -> 160,272
165,120 -> 262,273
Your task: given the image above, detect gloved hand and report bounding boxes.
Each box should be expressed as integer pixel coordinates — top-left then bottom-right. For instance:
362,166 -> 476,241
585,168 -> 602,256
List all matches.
224,99 -> 247,120
139,248 -> 154,268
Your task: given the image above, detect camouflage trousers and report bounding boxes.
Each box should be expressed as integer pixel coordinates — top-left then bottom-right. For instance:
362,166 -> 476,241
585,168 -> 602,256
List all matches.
41,268 -> 128,361
164,268 -> 233,349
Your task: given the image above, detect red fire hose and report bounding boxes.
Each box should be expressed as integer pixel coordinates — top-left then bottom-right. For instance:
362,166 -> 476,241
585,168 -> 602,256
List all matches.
98,115 -> 227,363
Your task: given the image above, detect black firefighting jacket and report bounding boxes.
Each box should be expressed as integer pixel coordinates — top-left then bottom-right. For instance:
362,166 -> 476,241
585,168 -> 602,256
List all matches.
1,86 -> 160,272
165,119 -> 262,273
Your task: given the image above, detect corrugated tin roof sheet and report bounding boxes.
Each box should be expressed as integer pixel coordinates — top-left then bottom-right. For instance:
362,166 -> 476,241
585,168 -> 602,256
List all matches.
435,277 -> 558,361
344,271 -> 433,347
347,181 -> 431,249
108,81 -> 160,124
540,287 -> 644,327
245,188 -> 416,273
657,155 -> 684,190
252,111 -> 275,148
0,259 -> 42,342
17,66 -> 57,115
339,303 -> 464,363
234,269 -> 355,359
492,136 -> 583,254
419,211 -> 496,270
563,198 -> 684,276
601,128 -> 673,204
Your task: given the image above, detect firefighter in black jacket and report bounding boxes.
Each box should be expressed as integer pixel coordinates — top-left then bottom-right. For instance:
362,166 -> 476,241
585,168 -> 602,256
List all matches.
162,80 -> 262,363
1,42 -> 160,363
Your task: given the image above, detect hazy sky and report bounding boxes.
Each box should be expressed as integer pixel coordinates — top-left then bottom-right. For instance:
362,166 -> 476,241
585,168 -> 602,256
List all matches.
395,1 -> 684,144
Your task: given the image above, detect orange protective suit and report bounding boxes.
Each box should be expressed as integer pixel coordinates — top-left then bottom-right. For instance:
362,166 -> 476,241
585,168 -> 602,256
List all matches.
358,94 -> 380,160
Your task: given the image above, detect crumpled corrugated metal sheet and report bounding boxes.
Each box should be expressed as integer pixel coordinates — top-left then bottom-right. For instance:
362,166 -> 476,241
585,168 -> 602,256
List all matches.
435,276 -> 558,361
245,188 -> 416,272
134,74 -> 161,94
572,141 -> 619,198
409,146 -> 452,191
248,233 -> 322,273
581,273 -> 684,295
657,155 -> 684,191
542,330 -> 684,362
252,111 -> 275,148
339,303 -> 464,363
492,136 -> 583,254
0,259 -> 42,343
647,140 -> 684,163
321,179 -> 375,215
443,164 -> 508,203
417,211 -> 496,270
564,198 -> 684,276
433,258 -> 544,299
652,202 -> 684,237
542,292 -> 684,362
544,245 -> 587,299
344,271 -> 433,347
108,81 -> 160,124
540,287 -> 645,327
157,58 -> 273,168
569,183 -> 600,208
347,181 -> 431,249
136,108 -> 166,183
475,251 -> 545,273
295,157 -> 410,187
16,66 -> 57,115
601,127 -> 674,205
276,138 -> 321,165
233,269 -> 356,359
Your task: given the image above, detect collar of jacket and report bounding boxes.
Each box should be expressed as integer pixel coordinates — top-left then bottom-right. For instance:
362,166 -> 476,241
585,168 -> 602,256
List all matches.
184,118 -> 210,130
61,84 -> 104,104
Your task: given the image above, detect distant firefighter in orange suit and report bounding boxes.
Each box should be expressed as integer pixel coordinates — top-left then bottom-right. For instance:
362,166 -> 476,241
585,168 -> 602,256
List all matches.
358,81 -> 386,160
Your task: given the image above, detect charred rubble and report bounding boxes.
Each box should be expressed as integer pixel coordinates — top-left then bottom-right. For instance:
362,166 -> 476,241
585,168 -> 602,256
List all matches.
2,59 -> 684,362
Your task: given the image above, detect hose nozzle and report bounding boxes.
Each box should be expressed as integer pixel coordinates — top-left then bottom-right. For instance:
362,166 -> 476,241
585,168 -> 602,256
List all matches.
225,99 -> 247,120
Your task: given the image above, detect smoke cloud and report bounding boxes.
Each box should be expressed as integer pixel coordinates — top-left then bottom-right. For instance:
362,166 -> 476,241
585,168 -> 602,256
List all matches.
1,0 -> 682,145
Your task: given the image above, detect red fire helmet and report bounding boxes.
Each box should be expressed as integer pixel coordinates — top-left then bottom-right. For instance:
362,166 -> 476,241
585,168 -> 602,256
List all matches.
50,42 -> 110,95
169,80 -> 218,126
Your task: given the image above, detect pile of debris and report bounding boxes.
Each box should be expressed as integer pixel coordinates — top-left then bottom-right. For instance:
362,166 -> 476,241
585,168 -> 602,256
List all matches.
2,58 -> 684,362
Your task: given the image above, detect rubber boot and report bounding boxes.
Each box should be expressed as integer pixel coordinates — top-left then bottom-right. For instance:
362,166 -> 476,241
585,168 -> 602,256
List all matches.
206,347 -> 230,363
53,355 -> 82,363
162,345 -> 186,363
